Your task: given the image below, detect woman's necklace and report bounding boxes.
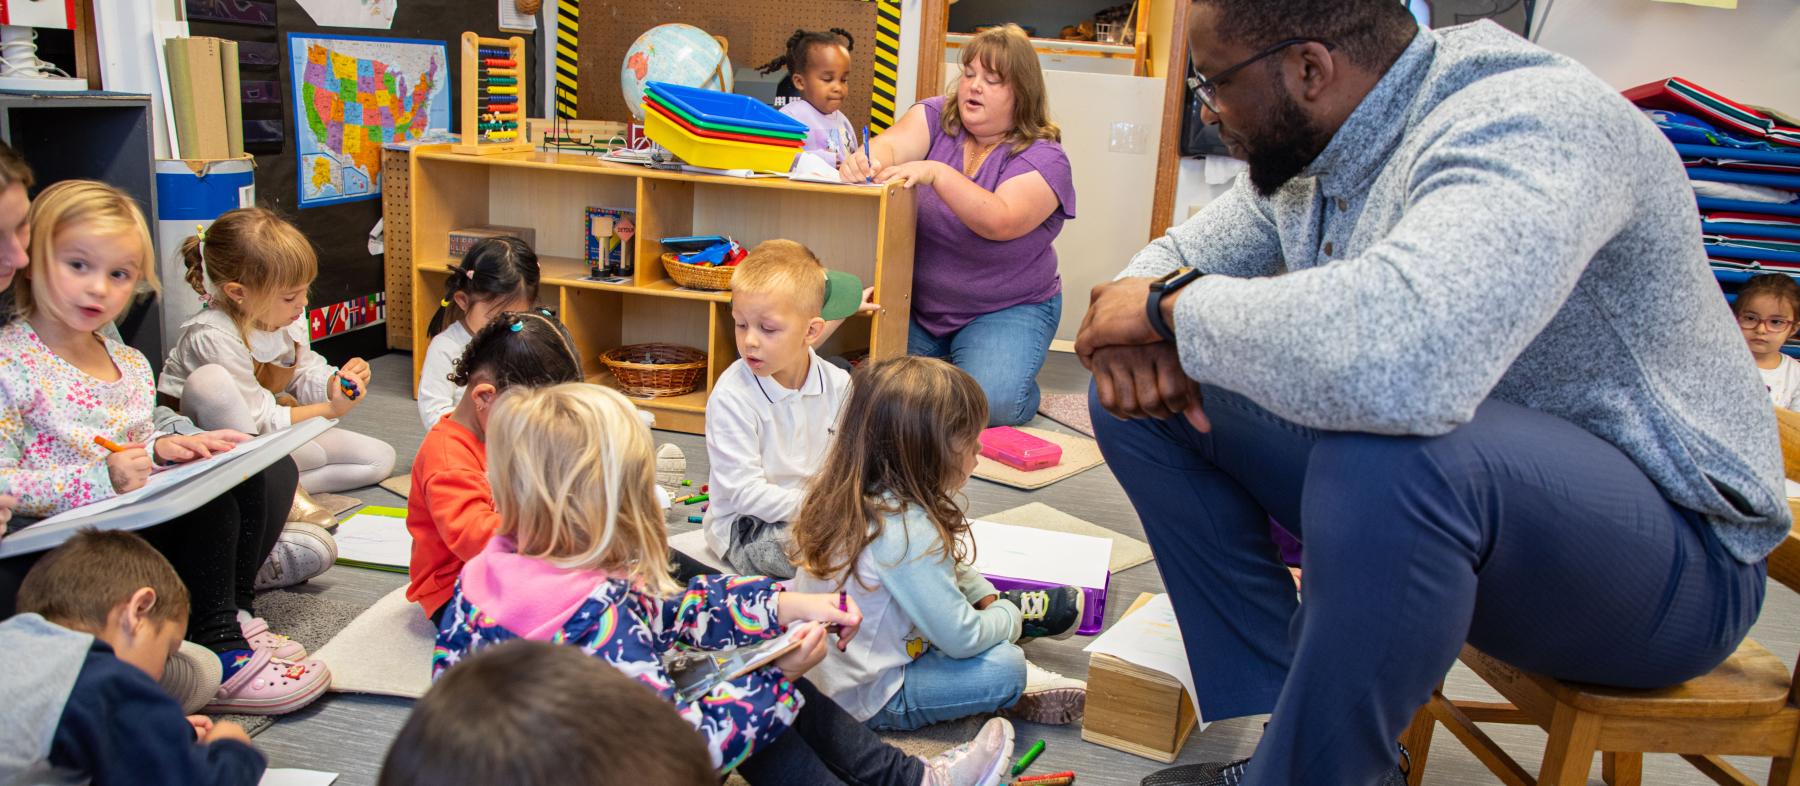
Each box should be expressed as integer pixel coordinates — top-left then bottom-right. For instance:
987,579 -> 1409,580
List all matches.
962,137 -> 1001,178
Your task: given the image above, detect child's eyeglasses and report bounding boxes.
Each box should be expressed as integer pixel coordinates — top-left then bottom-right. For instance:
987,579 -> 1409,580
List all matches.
1739,314 -> 1794,332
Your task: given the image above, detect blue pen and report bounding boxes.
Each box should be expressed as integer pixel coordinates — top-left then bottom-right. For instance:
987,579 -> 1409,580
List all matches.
862,125 -> 872,184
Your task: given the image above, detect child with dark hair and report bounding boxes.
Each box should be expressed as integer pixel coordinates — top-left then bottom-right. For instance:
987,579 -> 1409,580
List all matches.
405,309 -> 584,624
0,530 -> 265,785
380,639 -> 715,786
759,28 -> 858,165
418,236 -> 541,428
1734,273 -> 1800,410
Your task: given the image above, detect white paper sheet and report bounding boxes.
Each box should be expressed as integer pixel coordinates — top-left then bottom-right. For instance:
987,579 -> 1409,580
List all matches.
669,529 -> 729,572
1786,478 -> 1799,499
260,769 -> 339,786
1083,593 -> 1204,722
965,519 -> 1111,589
333,511 -> 413,568
294,0 -> 396,29
498,0 -> 537,32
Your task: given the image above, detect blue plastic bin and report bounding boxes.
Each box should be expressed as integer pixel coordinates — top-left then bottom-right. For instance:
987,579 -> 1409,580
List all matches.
644,81 -> 808,136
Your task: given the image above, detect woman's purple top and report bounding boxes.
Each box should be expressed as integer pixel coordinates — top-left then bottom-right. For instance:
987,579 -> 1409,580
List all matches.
910,96 -> 1075,336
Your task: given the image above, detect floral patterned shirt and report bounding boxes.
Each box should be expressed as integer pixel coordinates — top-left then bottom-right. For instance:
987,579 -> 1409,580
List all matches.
433,567 -> 800,773
0,320 -> 157,517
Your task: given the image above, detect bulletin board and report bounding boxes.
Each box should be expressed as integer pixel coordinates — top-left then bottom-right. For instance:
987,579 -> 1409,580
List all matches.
186,0 -> 540,354
577,0 -> 877,131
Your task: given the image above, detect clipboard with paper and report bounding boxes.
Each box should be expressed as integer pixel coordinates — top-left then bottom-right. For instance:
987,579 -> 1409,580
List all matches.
662,621 -> 821,705
0,418 -> 335,558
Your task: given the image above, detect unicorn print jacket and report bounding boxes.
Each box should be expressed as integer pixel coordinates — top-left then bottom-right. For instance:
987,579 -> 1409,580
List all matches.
433,537 -> 801,772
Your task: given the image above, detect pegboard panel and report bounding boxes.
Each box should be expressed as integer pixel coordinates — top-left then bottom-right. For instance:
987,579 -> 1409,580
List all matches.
382,147 -> 414,350
577,0 -> 877,130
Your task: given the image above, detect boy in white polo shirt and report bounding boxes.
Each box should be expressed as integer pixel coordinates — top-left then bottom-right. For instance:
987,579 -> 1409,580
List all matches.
703,239 -> 867,578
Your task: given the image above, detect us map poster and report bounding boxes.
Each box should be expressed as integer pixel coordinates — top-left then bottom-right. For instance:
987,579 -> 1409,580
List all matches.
287,33 -> 449,207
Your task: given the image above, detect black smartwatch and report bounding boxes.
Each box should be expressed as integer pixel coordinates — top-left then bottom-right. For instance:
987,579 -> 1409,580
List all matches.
1146,267 -> 1202,342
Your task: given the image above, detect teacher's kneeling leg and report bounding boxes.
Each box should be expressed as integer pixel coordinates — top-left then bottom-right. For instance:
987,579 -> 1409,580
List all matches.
1092,385 -> 1767,786
909,293 -> 1061,427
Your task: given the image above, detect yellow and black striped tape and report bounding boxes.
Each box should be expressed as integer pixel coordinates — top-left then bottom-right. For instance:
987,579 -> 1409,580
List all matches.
870,0 -> 900,131
555,0 -> 579,118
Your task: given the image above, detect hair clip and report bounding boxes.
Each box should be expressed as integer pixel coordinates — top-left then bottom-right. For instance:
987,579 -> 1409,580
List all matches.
465,268 -> 476,279
510,320 -> 525,332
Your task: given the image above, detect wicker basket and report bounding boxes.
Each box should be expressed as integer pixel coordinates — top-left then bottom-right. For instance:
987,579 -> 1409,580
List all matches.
661,251 -> 736,291
601,343 -> 707,397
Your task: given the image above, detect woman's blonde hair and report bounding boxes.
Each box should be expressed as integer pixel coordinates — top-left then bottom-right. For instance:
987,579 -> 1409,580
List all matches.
941,23 -> 1060,153
179,207 -> 316,331
17,180 -> 158,320
791,356 -> 989,588
486,383 -> 677,594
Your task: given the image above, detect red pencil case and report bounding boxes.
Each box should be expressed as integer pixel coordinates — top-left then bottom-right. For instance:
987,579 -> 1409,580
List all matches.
979,426 -> 1062,471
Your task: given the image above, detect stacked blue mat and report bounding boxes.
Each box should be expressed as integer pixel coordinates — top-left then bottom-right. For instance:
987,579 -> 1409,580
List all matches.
1635,101 -> 1800,289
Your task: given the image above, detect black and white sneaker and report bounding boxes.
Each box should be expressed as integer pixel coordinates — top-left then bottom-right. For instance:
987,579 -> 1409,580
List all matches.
1140,745 -> 1411,786
999,586 -> 1085,640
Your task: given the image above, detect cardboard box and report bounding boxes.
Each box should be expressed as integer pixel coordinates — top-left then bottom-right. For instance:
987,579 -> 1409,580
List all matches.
219,39 -> 244,158
1081,593 -> 1199,763
448,225 -> 537,260
164,37 -> 230,160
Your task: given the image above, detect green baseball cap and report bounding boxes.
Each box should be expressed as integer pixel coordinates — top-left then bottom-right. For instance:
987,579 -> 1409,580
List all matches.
821,269 -> 865,321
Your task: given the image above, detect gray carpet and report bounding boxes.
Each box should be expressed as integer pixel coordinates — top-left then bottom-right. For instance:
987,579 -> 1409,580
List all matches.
243,351 -> 1800,786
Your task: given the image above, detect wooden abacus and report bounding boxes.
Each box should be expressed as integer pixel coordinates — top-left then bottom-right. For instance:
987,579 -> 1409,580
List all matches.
452,32 -> 533,156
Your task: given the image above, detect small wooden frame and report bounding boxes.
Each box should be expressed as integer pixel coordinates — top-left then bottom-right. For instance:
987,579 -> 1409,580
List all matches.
452,32 -> 533,156
1082,592 -> 1199,763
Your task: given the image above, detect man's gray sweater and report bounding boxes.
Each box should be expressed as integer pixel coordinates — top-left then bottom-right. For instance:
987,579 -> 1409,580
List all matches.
1122,21 -> 1787,563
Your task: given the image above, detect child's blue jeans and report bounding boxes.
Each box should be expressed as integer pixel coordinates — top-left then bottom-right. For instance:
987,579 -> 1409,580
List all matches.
866,642 -> 1026,732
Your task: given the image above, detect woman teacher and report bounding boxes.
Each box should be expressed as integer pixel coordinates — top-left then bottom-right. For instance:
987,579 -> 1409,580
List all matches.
841,24 -> 1074,426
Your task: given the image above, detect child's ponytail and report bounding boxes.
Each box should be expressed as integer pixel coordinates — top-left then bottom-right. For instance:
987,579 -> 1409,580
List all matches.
755,28 -> 855,78
179,234 -> 208,298
430,236 -> 541,337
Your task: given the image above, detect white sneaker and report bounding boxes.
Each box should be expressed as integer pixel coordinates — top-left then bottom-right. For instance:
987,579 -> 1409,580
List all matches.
255,521 -> 336,591
920,716 -> 1014,786
655,443 -> 687,494
1002,661 -> 1086,725
160,640 -> 223,714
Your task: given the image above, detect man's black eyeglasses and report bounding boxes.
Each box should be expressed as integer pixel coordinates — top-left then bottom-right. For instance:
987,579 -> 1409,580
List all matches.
1187,38 -> 1336,114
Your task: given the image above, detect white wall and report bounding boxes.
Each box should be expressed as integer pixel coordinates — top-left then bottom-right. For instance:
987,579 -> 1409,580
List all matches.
1161,0 -> 1800,233
1534,0 -> 1800,111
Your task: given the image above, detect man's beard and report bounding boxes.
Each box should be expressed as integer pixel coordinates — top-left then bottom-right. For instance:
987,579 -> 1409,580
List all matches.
1242,86 -> 1331,197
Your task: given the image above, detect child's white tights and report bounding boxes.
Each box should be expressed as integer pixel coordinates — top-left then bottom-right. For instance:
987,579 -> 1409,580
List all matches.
180,364 -> 397,493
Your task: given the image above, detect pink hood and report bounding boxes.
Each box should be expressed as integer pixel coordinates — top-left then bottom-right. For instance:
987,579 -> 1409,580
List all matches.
458,537 -> 611,640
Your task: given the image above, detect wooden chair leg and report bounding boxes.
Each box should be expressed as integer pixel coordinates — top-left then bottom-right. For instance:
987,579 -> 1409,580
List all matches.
1538,705 -> 1601,786
1602,752 -> 1643,786
1402,697 -> 1439,786
1771,755 -> 1800,786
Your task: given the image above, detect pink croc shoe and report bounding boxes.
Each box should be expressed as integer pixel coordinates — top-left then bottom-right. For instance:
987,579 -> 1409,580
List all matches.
204,649 -> 331,715
241,616 -> 307,661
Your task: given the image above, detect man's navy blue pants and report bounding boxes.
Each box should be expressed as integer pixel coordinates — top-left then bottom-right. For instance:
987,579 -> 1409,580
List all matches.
1090,385 -> 1766,786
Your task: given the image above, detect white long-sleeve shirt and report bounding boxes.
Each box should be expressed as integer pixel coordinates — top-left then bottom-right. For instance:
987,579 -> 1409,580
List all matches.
158,309 -> 334,433
700,351 -> 849,555
416,321 -> 472,428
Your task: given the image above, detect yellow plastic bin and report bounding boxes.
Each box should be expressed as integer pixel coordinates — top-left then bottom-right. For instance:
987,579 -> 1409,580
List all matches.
645,107 -> 800,172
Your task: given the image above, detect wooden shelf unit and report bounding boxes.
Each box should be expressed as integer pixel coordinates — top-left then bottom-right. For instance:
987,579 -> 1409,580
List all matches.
407,146 -> 915,433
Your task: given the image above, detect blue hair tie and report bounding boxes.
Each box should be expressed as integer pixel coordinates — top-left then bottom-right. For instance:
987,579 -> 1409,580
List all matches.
510,320 -> 524,332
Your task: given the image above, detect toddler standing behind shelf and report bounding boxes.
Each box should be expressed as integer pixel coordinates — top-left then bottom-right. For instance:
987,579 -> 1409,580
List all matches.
416,236 -> 539,428
433,382 -> 1016,786
760,28 -> 859,166
1734,273 -> 1800,410
159,208 -> 395,494
791,356 -> 1087,732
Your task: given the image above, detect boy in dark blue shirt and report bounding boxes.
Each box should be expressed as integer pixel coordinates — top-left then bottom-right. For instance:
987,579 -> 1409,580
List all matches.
0,530 -> 264,785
